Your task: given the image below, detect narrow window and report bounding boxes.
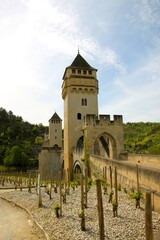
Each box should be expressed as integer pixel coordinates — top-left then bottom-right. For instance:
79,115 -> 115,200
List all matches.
77,113 -> 81,120
72,69 -> 76,73
78,70 -> 81,74
55,136 -> 57,139
55,129 -> 57,132
81,98 -> 84,106
83,70 -> 87,74
89,70 -> 92,75
85,98 -> 87,106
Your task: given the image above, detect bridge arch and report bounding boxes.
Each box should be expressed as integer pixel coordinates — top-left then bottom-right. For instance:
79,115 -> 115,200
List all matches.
73,160 -> 82,173
93,132 -> 117,159
76,136 -> 84,148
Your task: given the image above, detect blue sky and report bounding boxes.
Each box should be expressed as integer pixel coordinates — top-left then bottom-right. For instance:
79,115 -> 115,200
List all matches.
0,0 -> 160,125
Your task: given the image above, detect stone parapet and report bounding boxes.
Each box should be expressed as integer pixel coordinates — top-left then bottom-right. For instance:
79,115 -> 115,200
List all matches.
84,114 -> 123,127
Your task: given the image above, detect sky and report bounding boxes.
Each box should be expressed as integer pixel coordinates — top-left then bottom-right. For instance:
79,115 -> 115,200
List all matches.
0,0 -> 160,125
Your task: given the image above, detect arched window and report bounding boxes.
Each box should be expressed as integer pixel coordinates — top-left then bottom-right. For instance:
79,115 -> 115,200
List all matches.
81,98 -> 84,106
77,113 -> 81,120
81,98 -> 87,106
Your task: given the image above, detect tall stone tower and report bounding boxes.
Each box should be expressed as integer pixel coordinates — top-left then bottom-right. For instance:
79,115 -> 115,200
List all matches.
62,52 -> 99,175
48,112 -> 62,148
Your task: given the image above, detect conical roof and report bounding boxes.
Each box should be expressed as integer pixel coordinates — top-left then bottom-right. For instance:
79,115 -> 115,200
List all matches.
63,52 -> 97,79
68,53 -> 95,69
49,112 -> 62,121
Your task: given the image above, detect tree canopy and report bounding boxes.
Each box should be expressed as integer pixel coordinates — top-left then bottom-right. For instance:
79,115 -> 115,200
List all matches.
124,122 -> 160,154
0,107 -> 46,169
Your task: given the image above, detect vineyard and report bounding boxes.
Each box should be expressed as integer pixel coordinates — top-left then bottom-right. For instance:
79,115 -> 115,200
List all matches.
0,170 -> 160,240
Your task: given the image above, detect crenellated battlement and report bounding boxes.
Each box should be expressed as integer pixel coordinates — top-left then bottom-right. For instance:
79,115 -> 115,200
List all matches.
84,114 -> 123,127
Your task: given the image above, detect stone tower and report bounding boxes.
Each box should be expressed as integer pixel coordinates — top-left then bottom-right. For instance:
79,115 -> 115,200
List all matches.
39,112 -> 62,180
48,112 -> 62,148
62,52 -> 99,175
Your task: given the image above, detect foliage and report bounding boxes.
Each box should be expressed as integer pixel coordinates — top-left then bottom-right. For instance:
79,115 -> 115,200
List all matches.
78,210 -> 84,218
54,202 -> 60,218
130,191 -> 143,200
118,183 -> 121,191
124,122 -> 160,154
0,107 -> 46,169
130,191 -> 143,208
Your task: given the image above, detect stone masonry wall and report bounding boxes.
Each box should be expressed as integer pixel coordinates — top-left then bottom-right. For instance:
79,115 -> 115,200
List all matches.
39,149 -> 62,180
90,154 -> 160,213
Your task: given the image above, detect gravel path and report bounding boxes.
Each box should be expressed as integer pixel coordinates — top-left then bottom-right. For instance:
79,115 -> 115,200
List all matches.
0,185 -> 160,240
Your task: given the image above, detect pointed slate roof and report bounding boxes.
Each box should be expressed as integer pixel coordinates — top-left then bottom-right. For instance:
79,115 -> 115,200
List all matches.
67,53 -> 97,70
63,52 -> 97,79
68,53 -> 93,69
49,112 -> 62,122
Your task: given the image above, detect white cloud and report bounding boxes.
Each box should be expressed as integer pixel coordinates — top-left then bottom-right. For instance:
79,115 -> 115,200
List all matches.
99,48 -> 160,122
0,0 -> 159,124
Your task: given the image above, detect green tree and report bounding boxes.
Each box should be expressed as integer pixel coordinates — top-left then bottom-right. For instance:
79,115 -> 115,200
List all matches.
3,155 -> 12,167
4,146 -> 27,168
35,136 -> 43,145
149,143 -> 160,155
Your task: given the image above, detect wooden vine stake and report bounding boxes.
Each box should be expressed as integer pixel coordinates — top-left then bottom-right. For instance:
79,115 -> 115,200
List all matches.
136,164 -> 140,192
67,168 -> 70,194
96,179 -> 105,240
113,167 -> 118,217
28,172 -> 31,193
59,179 -> 62,217
145,192 -> 153,240
37,173 -> 42,207
84,166 -> 88,208
80,173 -> 86,231
104,166 -> 107,185
49,170 -> 52,200
109,166 -> 112,190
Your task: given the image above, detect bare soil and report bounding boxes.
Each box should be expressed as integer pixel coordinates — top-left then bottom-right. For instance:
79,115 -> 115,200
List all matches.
0,198 -> 46,240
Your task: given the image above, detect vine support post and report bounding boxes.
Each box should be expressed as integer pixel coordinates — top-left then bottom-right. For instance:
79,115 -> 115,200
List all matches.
136,164 -> 140,192
37,173 -> 42,208
109,166 -> 112,190
84,166 -> 88,208
59,179 -> 62,217
114,167 -> 118,217
96,179 -> 105,240
80,173 -> 85,231
67,168 -> 70,194
49,170 -> 52,200
104,166 -> 107,184
145,192 -> 153,240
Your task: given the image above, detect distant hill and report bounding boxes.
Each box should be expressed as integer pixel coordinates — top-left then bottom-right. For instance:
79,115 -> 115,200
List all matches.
0,107 -> 46,170
124,122 -> 160,154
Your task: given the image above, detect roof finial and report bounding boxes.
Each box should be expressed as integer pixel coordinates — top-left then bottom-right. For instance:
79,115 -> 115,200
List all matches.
78,46 -> 80,54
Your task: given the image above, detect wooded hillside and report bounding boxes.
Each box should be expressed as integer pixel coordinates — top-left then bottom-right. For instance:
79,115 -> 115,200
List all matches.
124,122 -> 160,154
0,107 -> 46,170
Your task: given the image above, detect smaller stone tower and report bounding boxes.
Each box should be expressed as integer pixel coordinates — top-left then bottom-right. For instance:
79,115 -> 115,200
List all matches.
48,112 -> 62,148
39,112 -> 63,179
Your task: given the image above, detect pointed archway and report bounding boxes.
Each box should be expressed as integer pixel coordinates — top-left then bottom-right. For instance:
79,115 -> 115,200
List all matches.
93,132 -> 116,159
